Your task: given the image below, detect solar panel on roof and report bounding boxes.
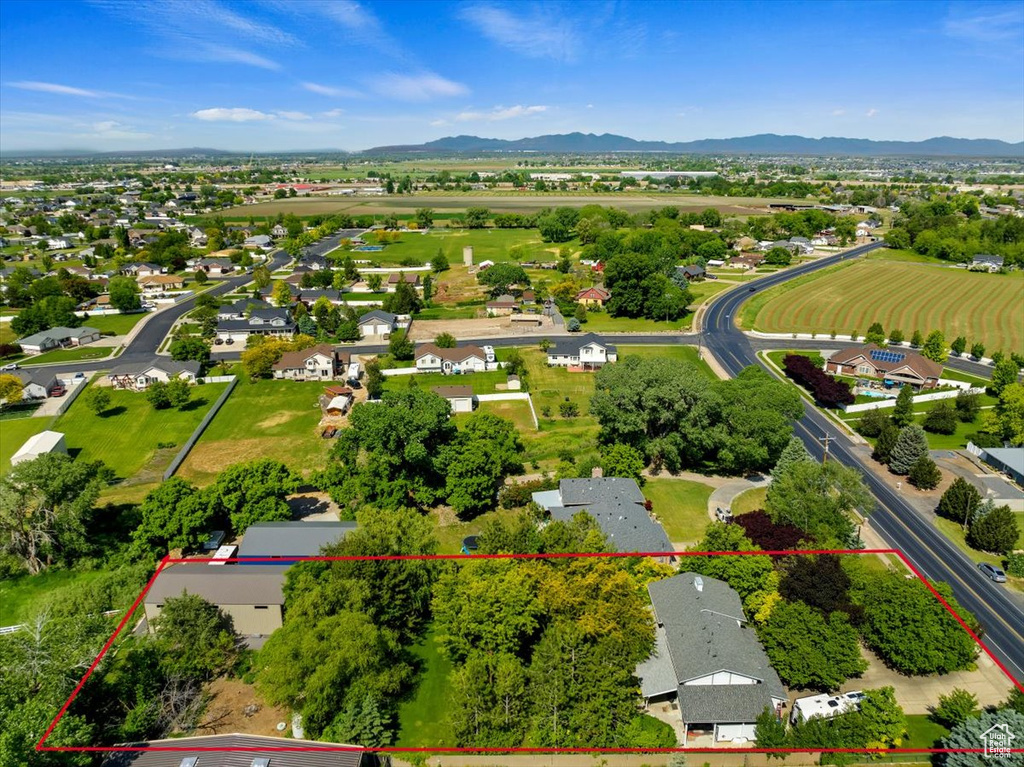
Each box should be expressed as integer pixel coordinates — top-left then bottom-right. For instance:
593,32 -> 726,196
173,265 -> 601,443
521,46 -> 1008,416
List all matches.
869,349 -> 905,363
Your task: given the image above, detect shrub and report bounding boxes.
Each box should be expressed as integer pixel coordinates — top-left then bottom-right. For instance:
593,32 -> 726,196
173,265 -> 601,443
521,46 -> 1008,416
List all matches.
922,401 -> 957,435
967,503 -> 1019,554
908,456 -> 941,490
782,354 -> 855,408
498,477 -> 558,509
559,401 -> 579,418
735,509 -> 808,551
1005,552 -> 1024,577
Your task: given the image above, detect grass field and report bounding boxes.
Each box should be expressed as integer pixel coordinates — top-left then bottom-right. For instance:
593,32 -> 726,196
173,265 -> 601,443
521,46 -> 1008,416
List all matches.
364,228 -> 570,266
0,416 -> 50,473
903,715 -> 950,749
84,312 -> 148,335
731,486 -> 768,515
395,626 -> 454,748
52,382 -> 228,481
22,345 -> 115,365
177,379 -> 332,485
933,517 -> 1024,593
643,477 -> 714,545
581,312 -> 691,333
0,568 -> 107,625
745,259 -> 1024,354
382,368 -> 510,395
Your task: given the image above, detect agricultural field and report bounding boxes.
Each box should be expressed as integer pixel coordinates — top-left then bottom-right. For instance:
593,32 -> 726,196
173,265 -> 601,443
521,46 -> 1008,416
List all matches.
363,228 -> 570,266
51,382 -> 229,481
177,379 -> 333,486
745,259 -> 1024,355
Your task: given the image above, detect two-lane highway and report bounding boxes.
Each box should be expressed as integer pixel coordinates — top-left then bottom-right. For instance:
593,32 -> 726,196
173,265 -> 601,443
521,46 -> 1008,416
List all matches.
703,242 -> 1024,682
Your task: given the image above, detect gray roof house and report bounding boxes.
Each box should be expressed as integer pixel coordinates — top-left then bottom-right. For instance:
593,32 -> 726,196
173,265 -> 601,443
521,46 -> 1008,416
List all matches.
637,572 -> 787,743
216,308 -> 296,343
532,477 -> 672,554
108,358 -> 200,390
546,333 -> 617,370
18,325 -> 101,354
358,309 -> 398,337
100,734 -> 366,767
970,253 -> 1005,271
238,521 -> 358,560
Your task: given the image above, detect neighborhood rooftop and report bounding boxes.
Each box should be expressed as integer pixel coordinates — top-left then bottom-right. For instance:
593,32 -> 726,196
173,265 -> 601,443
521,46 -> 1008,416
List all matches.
238,521 -> 358,558
145,564 -> 286,606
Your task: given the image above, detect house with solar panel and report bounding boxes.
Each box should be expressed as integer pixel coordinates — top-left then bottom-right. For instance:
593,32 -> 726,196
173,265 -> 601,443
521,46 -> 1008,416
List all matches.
636,572 -> 787,744
824,343 -> 941,391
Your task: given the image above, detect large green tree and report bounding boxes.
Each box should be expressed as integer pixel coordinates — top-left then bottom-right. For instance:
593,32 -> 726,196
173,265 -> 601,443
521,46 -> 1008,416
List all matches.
766,459 -> 872,545
941,710 -> 1024,767
206,459 -> 297,535
132,478 -> 213,557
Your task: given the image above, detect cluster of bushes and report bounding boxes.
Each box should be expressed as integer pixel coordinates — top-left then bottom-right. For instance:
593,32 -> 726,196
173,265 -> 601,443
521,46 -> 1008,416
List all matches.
936,477 -> 1021,556
783,354 -> 855,408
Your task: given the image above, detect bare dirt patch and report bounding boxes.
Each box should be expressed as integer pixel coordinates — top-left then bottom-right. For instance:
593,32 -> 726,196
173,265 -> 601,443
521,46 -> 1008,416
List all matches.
257,412 -> 293,429
196,677 -> 290,737
409,315 -> 556,341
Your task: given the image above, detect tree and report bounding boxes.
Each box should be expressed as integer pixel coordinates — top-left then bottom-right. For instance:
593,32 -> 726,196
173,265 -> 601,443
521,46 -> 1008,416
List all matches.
108,276 -> 141,312
888,425 -> 929,475
764,247 -> 793,266
365,359 -> 383,400
755,706 -> 787,750
991,382 -> 1024,445
921,330 -> 947,363
892,385 -> 915,427
434,332 -> 457,348
0,453 -> 103,573
689,524 -> 777,607
252,265 -> 271,289
599,443 -> 647,485
966,503 -> 1019,554
439,415 -> 524,518
937,477 -> 982,526
759,600 -> 866,689
240,336 -> 290,379
955,389 -> 981,423
166,378 -> 191,409
193,268 -> 208,286
271,280 -> 292,307
910,329 -> 924,348
950,336 -> 967,357
83,386 -> 111,415
991,357 -> 1020,396
931,689 -> 979,729
865,322 -> 886,346
169,336 -> 210,366
771,436 -> 813,481
779,554 -> 851,614
366,273 -> 383,292
422,273 -> 433,304
908,455 -> 941,490
153,593 -> 238,680
477,263 -> 529,297
857,407 -> 891,438
970,341 -> 986,360
431,252 -> 449,273
465,207 -> 490,229
146,380 -> 172,409
566,317 -> 581,332
0,374 -> 24,408
873,420 -> 899,464
888,328 -> 904,345
414,208 -> 434,229
941,710 -> 1024,767
859,687 -> 908,749
388,329 -> 414,360
766,460 -> 872,544
923,401 -> 957,434
132,478 -> 213,557
206,459 -> 297,535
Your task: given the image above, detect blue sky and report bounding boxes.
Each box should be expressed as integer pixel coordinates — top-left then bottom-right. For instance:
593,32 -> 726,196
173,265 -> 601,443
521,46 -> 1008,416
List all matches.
1,0 -> 1022,152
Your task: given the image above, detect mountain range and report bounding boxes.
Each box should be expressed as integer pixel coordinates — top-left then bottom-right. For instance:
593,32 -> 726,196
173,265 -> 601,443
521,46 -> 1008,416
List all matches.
365,132 -> 1024,158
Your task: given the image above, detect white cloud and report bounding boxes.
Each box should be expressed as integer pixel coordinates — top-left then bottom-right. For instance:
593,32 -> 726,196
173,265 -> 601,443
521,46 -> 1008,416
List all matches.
322,109 -> 345,118
459,4 -> 580,62
370,72 -> 469,102
302,82 -> 363,98
276,110 -> 311,121
866,108 -> 879,118
86,120 -> 152,140
430,119 -> 451,127
832,108 -> 846,116
943,6 -> 1024,43
9,81 -> 117,98
191,107 -> 275,122
455,105 -> 547,122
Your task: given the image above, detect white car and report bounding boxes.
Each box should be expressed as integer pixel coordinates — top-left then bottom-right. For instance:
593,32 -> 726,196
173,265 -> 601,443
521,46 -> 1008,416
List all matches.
0,363 -> 19,371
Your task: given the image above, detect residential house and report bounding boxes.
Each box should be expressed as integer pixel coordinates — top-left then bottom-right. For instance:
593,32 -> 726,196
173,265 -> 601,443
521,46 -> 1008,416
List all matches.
137,274 -> 185,294
386,272 -> 421,292
486,294 -> 519,316
216,308 -> 295,344
121,262 -> 163,278
143,564 -> 286,637
217,297 -> 273,320
303,254 -> 329,270
677,264 -> 706,281
187,227 -> 208,247
729,254 -> 765,270
532,476 -> 672,555
357,309 -> 398,337
108,358 -> 200,390
636,572 -> 787,742
521,289 -> 536,305
99,734 -> 366,767
271,223 -> 288,238
576,286 -> 611,307
433,384 -> 476,413
415,343 -> 487,374
547,333 -> 617,370
18,325 -> 101,354
11,431 -> 67,465
824,344 -> 941,391
46,237 -> 72,250
196,257 -> 235,277
238,521 -> 358,563
272,344 -> 349,381
970,253 -> 1004,272
12,368 -> 57,399
244,234 -> 274,250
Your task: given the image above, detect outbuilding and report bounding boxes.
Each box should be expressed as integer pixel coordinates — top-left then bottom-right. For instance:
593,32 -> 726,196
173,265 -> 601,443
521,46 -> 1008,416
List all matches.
11,430 -> 67,465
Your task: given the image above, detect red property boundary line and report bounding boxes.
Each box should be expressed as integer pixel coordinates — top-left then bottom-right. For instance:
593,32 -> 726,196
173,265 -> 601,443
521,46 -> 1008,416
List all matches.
37,548 -> 1024,756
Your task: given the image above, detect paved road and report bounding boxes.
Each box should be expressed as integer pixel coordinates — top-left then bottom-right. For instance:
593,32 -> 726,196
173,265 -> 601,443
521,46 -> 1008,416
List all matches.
702,242 -> 1024,683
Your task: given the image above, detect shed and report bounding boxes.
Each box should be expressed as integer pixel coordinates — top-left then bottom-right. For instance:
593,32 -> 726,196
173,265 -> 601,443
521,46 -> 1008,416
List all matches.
980,447 -> 1024,486
433,385 -> 475,413
238,521 -> 358,562
11,430 -> 67,465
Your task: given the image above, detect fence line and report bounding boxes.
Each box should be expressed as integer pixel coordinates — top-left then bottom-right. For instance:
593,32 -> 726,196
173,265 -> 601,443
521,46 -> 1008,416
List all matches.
52,377 -> 90,416
162,376 -> 238,480
843,386 -> 984,413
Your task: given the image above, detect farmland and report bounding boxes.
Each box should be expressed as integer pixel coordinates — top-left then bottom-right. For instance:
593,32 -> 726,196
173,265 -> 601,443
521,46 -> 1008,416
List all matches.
744,259 -> 1024,354
363,227 -> 569,266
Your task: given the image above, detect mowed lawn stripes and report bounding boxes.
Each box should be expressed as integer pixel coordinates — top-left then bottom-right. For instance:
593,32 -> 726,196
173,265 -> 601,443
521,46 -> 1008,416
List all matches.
754,261 -> 1024,354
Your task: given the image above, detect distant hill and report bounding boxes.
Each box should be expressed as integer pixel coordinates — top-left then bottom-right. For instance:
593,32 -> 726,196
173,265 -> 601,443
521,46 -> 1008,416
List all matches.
366,132 -> 1024,158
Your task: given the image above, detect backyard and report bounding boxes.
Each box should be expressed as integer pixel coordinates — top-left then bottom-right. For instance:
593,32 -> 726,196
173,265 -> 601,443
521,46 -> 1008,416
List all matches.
642,477 -> 714,546
0,415 -> 49,473
395,626 -> 454,748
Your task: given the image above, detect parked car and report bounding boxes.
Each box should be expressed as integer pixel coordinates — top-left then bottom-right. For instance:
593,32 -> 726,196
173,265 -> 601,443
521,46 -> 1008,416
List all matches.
0,363 -> 19,371
715,507 -> 733,523
50,385 -> 66,397
978,562 -> 1007,583
346,379 -> 362,389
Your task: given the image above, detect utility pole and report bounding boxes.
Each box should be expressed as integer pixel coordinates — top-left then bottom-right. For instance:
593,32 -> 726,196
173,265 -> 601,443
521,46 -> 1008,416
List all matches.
818,431 -> 833,463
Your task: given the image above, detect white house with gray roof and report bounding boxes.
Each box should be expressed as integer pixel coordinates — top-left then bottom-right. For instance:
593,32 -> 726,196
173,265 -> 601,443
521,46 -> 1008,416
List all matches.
546,333 -> 617,370
637,572 -> 787,743
532,476 -> 672,555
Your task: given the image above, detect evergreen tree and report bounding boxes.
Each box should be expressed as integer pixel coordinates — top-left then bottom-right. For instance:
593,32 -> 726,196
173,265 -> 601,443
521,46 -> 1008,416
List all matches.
908,456 -> 941,490
937,477 -> 982,526
857,407 -> 891,438
941,710 -> 1024,767
910,329 -> 924,348
873,421 -> 899,464
967,503 -> 1019,554
970,342 -> 986,360
889,425 -> 929,475
771,436 -> 813,481
892,385 -> 915,427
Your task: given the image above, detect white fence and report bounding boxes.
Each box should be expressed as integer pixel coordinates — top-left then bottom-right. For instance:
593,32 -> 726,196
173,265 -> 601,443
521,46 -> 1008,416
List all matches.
844,386 -> 985,413
201,375 -> 237,384
358,266 -> 432,273
476,392 -> 539,428
381,361 -> 505,377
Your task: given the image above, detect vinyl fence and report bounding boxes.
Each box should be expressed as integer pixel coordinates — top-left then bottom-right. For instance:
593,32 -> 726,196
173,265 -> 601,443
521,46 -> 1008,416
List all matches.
843,386 -> 984,413
162,376 -> 238,480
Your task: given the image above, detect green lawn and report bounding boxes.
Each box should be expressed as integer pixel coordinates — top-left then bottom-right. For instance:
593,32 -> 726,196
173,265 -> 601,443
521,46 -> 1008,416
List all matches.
382,368 -> 510,395
0,568 -> 107,626
0,323 -> 16,347
457,399 -> 537,432
1,416 -> 50,473
52,382 -> 229,481
22,345 -> 115,365
364,228 -> 571,266
618,344 -> 716,378
177,379 -> 332,485
396,626 -> 455,748
731,486 -> 768,516
903,715 -> 950,749
643,477 -> 714,545
84,312 -> 148,335
581,312 -> 692,333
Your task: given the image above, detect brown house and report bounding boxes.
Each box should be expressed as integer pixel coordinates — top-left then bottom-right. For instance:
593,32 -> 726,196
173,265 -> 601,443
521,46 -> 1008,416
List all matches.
825,344 -> 941,390
576,286 -> 611,307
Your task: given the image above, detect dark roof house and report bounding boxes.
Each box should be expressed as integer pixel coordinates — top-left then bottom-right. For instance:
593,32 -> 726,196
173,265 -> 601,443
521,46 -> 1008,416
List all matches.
238,521 -> 358,560
100,734 -> 366,767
